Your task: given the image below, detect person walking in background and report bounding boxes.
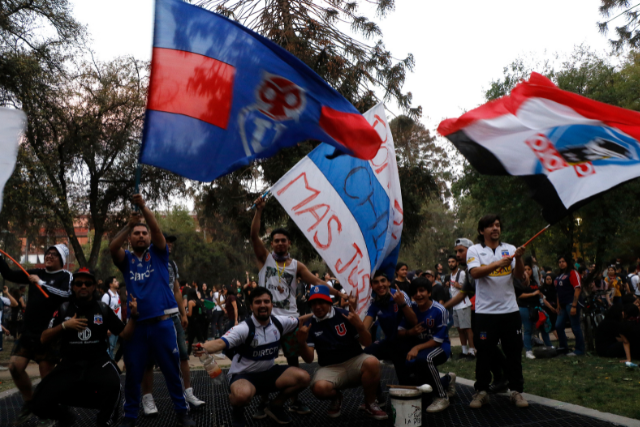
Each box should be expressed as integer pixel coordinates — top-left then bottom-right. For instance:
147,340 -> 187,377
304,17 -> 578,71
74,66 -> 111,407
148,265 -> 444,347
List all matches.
518,263 -> 552,360
554,255 -> 585,357
101,276 -> 122,359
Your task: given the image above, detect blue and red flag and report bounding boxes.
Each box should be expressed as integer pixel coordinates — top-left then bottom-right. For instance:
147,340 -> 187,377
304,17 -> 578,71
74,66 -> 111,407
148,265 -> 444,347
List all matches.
140,0 -> 383,182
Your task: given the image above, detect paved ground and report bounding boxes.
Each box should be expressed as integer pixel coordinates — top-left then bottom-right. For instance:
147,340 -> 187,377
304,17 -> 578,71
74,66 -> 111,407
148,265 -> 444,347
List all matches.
0,364 -> 624,427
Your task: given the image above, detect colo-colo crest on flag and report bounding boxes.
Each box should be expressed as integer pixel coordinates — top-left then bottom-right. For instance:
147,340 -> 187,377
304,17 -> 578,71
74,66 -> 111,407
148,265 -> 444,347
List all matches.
139,0 -> 383,182
271,104 -> 403,318
438,72 -> 640,223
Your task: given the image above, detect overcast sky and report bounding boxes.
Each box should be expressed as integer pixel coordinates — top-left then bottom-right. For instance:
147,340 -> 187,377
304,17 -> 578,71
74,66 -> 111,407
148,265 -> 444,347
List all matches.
72,0 -> 615,131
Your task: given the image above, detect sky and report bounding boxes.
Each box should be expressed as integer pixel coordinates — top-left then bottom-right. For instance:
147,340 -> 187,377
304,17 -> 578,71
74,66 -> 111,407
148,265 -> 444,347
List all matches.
71,0 -> 615,131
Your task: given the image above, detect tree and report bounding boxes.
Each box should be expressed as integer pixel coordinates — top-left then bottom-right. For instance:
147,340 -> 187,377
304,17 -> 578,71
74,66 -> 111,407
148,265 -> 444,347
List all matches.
598,0 -> 640,50
2,56 -> 185,269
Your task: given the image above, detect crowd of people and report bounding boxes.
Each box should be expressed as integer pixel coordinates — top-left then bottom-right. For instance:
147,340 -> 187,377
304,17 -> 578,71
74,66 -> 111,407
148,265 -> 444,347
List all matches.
0,198 -> 639,427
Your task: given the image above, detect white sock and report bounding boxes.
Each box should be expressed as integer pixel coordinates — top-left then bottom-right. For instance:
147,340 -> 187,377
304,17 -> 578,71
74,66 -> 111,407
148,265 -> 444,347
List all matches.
462,345 -> 468,355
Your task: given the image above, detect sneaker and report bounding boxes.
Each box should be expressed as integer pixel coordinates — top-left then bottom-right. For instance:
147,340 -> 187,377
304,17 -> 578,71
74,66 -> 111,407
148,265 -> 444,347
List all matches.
288,400 -> 311,415
426,397 -> 450,413
265,404 -> 292,424
142,394 -> 158,416
469,391 -> 490,409
510,391 -> 529,408
363,401 -> 388,420
184,388 -> 205,408
526,351 -> 536,360
119,418 -> 136,427
177,413 -> 196,427
446,372 -> 457,398
13,403 -> 33,426
466,348 -> 476,359
327,392 -> 342,418
488,379 -> 509,394
377,392 -> 387,408
359,397 -> 386,410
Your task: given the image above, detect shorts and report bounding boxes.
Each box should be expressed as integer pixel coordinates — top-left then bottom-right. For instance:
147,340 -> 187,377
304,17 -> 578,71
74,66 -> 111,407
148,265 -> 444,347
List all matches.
311,353 -> 375,390
11,334 -> 59,363
229,364 -> 289,395
281,329 -> 300,360
453,306 -> 472,329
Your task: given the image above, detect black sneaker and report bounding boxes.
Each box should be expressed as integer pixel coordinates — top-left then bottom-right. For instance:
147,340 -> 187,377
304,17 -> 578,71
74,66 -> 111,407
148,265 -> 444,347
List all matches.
265,404 -> 292,424
288,400 -> 311,414
13,403 -> 33,426
177,413 -> 196,427
232,407 -> 246,427
119,418 -> 136,427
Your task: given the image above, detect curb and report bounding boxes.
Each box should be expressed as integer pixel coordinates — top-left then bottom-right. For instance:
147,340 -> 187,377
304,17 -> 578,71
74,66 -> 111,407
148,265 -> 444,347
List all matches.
452,376 -> 640,427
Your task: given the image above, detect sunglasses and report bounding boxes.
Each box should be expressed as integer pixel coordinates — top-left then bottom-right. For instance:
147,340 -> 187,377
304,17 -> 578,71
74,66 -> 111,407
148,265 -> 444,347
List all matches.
72,281 -> 95,288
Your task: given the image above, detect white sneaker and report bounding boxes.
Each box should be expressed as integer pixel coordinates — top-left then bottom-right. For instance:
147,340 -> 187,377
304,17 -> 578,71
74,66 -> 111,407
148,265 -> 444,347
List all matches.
525,351 -> 536,360
467,348 -> 476,357
185,387 -> 205,407
142,393 -> 159,416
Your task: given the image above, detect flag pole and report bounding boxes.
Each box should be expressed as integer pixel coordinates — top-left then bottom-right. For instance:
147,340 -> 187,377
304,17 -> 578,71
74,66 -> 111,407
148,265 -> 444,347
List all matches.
522,224 -> 551,248
134,163 -> 142,212
246,189 -> 271,211
0,248 -> 49,298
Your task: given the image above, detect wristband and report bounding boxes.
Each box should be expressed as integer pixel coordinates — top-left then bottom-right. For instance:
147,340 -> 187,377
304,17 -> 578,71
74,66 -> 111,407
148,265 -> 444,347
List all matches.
61,322 -> 66,330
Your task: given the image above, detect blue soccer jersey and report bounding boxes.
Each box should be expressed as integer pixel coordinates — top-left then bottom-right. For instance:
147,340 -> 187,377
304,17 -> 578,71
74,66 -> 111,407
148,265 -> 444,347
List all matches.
306,307 -> 363,366
399,301 -> 451,356
366,288 -> 411,341
116,244 -> 178,321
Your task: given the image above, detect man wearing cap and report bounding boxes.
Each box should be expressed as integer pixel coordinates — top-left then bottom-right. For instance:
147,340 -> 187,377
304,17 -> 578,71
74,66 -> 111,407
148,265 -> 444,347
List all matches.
30,267 -> 137,426
140,233 -> 204,415
109,194 -> 195,427
362,270 -> 417,403
0,243 -> 73,424
297,286 -> 387,420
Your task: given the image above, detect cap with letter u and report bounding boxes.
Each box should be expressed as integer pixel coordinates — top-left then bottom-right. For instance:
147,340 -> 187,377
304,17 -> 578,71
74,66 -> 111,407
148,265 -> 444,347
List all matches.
308,285 -> 332,303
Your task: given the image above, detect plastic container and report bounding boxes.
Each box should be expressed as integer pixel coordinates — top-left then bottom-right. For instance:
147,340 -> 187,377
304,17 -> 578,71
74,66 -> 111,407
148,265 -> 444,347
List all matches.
389,388 -> 422,427
198,347 -> 222,379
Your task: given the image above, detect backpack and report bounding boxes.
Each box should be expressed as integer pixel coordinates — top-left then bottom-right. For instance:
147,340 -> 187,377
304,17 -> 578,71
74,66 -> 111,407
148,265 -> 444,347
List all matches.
223,315 -> 284,361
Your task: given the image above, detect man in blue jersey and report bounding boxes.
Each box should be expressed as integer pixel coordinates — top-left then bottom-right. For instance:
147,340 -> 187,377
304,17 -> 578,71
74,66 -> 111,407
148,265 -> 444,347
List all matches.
399,277 -> 456,413
109,194 -> 195,427
297,286 -> 387,420
195,287 -> 310,427
363,270 -> 417,401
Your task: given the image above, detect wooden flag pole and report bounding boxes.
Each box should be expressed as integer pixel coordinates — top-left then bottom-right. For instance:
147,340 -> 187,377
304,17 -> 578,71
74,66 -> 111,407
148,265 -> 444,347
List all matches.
0,248 -> 49,298
522,224 -> 551,248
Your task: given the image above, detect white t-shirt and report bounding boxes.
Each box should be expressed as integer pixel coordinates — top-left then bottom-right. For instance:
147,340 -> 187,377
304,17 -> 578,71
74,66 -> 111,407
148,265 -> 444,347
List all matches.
449,269 -> 472,310
630,274 -> 640,296
213,292 -> 225,311
101,290 -> 122,318
221,314 -> 298,376
258,254 -> 299,317
0,296 -> 10,326
466,242 -> 519,315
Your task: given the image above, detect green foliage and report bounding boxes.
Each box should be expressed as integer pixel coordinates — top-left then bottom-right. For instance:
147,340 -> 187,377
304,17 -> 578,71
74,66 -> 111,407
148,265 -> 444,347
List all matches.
598,0 -> 640,51
453,47 -> 640,268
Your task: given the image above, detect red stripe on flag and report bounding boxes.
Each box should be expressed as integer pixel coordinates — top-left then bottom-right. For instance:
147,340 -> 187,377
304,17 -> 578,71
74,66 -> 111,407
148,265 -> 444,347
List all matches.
319,106 -> 382,160
148,48 -> 235,129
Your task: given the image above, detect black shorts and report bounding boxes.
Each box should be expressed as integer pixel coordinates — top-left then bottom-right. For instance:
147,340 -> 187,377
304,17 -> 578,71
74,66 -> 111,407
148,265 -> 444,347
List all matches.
11,335 -> 59,364
229,365 -> 289,395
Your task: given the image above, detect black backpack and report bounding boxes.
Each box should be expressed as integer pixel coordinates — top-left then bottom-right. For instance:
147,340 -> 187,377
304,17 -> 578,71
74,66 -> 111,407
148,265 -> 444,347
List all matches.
223,315 -> 284,361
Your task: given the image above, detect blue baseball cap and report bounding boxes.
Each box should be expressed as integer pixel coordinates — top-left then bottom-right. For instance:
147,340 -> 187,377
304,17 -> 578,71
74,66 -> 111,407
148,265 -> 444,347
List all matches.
308,285 -> 332,303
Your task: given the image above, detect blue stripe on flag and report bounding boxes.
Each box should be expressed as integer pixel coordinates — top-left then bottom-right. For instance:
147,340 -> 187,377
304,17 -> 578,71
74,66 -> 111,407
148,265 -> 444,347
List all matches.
308,145 -> 390,272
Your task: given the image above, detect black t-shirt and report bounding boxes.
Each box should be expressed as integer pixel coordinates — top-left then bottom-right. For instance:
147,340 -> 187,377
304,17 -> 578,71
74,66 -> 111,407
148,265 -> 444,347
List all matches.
517,282 -> 541,309
305,307 -> 363,366
540,284 -> 557,308
431,284 -> 450,304
595,319 -> 621,357
0,257 -> 72,339
394,280 -> 411,295
51,299 -> 125,361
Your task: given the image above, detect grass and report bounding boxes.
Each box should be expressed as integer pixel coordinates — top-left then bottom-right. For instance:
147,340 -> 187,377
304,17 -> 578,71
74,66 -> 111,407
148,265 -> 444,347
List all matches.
443,344 -> 640,420
0,378 -> 16,393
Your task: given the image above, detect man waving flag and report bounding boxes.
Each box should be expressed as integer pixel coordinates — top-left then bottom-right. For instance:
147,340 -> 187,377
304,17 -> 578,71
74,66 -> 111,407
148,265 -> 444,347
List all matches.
0,108 -> 26,212
438,72 -> 640,223
140,0 -> 383,182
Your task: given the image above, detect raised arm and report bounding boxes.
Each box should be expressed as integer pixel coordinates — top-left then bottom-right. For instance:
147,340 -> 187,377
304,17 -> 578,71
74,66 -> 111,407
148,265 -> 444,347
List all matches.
296,323 -> 315,364
110,214 -> 140,264
132,194 -> 165,251
0,257 -> 31,284
250,197 -> 269,268
3,286 -> 18,307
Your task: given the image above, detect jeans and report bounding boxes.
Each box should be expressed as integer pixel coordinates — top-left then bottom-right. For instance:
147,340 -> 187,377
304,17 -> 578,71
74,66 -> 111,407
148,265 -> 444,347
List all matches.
556,304 -> 585,355
211,311 -> 225,338
107,334 -> 118,359
519,307 -> 551,351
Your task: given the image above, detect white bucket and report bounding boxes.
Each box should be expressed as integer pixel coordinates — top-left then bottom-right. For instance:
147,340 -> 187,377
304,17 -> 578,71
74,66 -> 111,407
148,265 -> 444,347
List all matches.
389,388 -> 422,427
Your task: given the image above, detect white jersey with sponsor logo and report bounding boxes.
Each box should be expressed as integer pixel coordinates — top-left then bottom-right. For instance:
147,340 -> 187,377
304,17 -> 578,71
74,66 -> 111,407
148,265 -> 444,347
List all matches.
466,242 -> 518,315
258,254 -> 299,317
101,290 -> 122,317
221,314 -> 298,376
